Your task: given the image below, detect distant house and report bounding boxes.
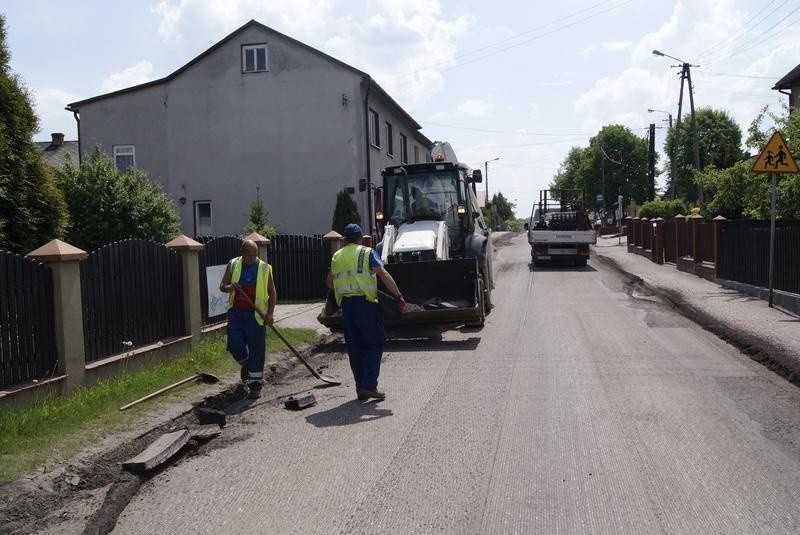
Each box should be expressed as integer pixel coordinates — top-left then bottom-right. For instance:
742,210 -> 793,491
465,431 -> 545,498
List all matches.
34,133 -> 79,169
773,64 -> 800,110
66,19 -> 433,238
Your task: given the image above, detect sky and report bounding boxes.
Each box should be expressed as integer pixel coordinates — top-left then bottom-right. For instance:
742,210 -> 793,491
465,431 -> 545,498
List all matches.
3,0 -> 799,218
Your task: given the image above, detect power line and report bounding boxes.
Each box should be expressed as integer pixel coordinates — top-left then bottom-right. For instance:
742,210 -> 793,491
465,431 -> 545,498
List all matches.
420,121 -> 593,137
384,0 -> 632,89
696,0 -> 786,61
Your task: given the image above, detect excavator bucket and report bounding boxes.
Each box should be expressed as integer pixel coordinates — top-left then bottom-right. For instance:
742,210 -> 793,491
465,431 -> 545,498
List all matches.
317,257 -> 483,332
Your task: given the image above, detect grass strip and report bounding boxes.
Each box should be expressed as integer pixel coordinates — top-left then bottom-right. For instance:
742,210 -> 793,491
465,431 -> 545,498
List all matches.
0,327 -> 319,482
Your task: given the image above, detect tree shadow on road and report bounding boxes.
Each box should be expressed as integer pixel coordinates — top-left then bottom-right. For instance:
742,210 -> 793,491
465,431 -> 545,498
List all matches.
305,399 -> 393,427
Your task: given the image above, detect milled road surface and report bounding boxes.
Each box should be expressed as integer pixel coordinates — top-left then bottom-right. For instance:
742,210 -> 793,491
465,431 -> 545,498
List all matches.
111,234 -> 800,534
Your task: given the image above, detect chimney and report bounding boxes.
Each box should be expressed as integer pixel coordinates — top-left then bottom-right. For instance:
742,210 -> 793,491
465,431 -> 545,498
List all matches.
51,133 -> 65,146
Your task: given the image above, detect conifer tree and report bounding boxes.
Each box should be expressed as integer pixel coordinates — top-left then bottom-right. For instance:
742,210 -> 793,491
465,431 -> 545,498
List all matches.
331,190 -> 361,235
0,15 -> 67,253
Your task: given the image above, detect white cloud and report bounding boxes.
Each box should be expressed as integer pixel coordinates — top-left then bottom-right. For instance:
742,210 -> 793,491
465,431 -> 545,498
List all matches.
30,87 -> 81,140
601,40 -> 632,52
430,98 -> 495,121
100,61 -> 155,93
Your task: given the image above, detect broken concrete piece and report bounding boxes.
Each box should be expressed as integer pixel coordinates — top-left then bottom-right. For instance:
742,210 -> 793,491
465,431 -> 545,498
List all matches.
122,429 -> 190,472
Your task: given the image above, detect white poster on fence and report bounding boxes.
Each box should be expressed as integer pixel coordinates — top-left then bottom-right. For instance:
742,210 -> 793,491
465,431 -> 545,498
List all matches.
206,264 -> 229,318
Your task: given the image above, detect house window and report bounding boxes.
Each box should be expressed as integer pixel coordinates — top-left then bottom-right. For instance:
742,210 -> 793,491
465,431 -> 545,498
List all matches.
386,122 -> 394,156
194,201 -> 213,237
368,108 -> 380,148
399,134 -> 408,164
242,44 -> 268,73
113,145 -> 135,172
414,145 -> 419,163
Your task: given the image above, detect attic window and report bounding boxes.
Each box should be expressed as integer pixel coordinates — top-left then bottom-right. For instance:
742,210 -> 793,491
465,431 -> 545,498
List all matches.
242,44 -> 268,73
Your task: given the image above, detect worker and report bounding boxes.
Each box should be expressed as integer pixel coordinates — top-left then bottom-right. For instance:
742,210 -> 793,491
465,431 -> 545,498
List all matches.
219,239 -> 277,399
327,223 -> 404,400
411,187 -> 437,217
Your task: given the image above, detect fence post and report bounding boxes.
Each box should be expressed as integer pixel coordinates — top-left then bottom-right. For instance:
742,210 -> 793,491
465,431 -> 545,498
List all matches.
640,218 -> 649,250
27,240 -> 88,392
690,214 -> 703,262
653,217 -> 665,264
166,235 -> 204,347
323,230 -> 344,255
713,215 -> 726,277
245,232 -> 272,262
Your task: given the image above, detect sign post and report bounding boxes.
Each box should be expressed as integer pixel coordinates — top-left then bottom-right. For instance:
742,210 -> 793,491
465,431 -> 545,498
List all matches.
750,131 -> 799,307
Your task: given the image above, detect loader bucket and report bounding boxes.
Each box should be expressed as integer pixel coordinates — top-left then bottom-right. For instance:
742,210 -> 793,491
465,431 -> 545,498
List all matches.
317,257 -> 483,332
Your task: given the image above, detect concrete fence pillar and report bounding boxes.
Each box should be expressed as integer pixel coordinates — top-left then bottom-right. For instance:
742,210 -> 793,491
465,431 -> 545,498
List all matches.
632,217 -> 641,249
713,215 -> 726,277
323,230 -> 344,255
27,239 -> 88,392
690,214 -> 703,262
166,235 -> 204,347
652,218 -> 665,264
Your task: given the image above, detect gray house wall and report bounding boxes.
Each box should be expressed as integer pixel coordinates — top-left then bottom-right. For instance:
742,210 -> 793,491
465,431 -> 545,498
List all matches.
71,21 -> 431,238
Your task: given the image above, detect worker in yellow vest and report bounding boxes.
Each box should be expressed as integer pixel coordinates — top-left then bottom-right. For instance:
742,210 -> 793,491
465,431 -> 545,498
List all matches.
219,239 -> 277,399
327,223 -> 404,401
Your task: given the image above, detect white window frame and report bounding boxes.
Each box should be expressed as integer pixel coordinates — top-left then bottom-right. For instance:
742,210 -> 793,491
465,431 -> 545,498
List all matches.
399,133 -> 408,164
113,145 -> 135,172
386,122 -> 394,157
242,44 -> 268,73
194,201 -> 213,237
368,108 -> 380,148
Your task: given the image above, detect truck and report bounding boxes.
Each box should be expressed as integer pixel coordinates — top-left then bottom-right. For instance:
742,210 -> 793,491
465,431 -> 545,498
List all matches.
524,189 -> 596,267
318,141 -> 493,332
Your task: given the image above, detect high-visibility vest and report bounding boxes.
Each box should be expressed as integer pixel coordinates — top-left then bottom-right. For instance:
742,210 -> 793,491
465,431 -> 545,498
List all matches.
331,244 -> 378,306
227,257 -> 272,325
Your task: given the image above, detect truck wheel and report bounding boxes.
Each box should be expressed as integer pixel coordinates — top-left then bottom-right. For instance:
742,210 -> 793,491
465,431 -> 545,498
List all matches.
482,268 -> 492,315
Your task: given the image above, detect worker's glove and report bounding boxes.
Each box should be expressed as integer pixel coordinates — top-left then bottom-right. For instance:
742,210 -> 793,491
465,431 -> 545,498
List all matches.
396,294 -> 406,313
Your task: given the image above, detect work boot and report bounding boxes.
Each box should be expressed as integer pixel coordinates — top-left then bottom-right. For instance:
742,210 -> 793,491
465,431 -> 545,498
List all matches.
247,381 -> 263,399
356,388 -> 386,401
240,365 -> 247,384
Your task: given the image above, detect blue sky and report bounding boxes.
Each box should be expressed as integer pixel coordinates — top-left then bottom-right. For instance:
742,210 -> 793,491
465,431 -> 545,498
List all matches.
3,0 -> 798,217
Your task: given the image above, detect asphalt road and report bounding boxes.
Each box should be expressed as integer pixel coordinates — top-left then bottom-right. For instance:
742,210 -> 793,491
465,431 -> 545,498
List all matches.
110,233 -> 800,534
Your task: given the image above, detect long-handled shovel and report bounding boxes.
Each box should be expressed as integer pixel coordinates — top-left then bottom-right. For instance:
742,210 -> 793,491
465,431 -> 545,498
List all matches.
233,287 -> 341,386
119,371 -> 220,411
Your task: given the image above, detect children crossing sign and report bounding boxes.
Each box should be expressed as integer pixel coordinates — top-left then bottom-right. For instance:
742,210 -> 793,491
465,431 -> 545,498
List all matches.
751,131 -> 798,174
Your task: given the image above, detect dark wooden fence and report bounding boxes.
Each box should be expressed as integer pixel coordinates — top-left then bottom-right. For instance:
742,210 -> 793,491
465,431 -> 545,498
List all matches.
0,251 -> 57,388
626,217 -> 800,295
80,240 -> 185,363
268,234 -> 330,302
719,220 -> 800,294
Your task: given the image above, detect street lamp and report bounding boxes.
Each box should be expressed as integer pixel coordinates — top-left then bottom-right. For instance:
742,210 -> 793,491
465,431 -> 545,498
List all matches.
484,157 -> 499,204
652,49 -> 703,206
648,108 -> 676,198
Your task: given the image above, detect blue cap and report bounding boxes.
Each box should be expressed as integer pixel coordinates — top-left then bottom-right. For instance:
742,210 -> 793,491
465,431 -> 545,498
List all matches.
343,223 -> 363,237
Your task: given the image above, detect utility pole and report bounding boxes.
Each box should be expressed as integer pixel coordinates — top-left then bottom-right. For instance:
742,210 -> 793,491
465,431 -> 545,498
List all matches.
648,109 -> 676,198
653,50 -> 702,205
648,123 -> 656,201
484,157 -> 499,209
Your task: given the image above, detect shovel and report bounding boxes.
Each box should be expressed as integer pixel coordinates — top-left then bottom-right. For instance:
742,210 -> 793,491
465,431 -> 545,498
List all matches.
233,287 -> 341,386
119,371 -> 220,411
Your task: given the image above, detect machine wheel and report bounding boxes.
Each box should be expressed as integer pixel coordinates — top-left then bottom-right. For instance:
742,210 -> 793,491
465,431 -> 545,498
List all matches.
476,278 -> 486,327
481,264 -> 493,315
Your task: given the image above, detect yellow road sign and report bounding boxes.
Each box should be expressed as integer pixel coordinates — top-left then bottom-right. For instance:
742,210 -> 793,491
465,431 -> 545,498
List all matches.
751,131 -> 798,174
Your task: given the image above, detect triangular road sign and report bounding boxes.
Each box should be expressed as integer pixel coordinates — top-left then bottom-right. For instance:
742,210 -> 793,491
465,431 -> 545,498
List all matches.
751,131 -> 799,174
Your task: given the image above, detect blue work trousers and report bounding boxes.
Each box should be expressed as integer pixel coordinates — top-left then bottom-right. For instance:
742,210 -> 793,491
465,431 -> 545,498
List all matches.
341,296 -> 385,391
227,308 -> 266,383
